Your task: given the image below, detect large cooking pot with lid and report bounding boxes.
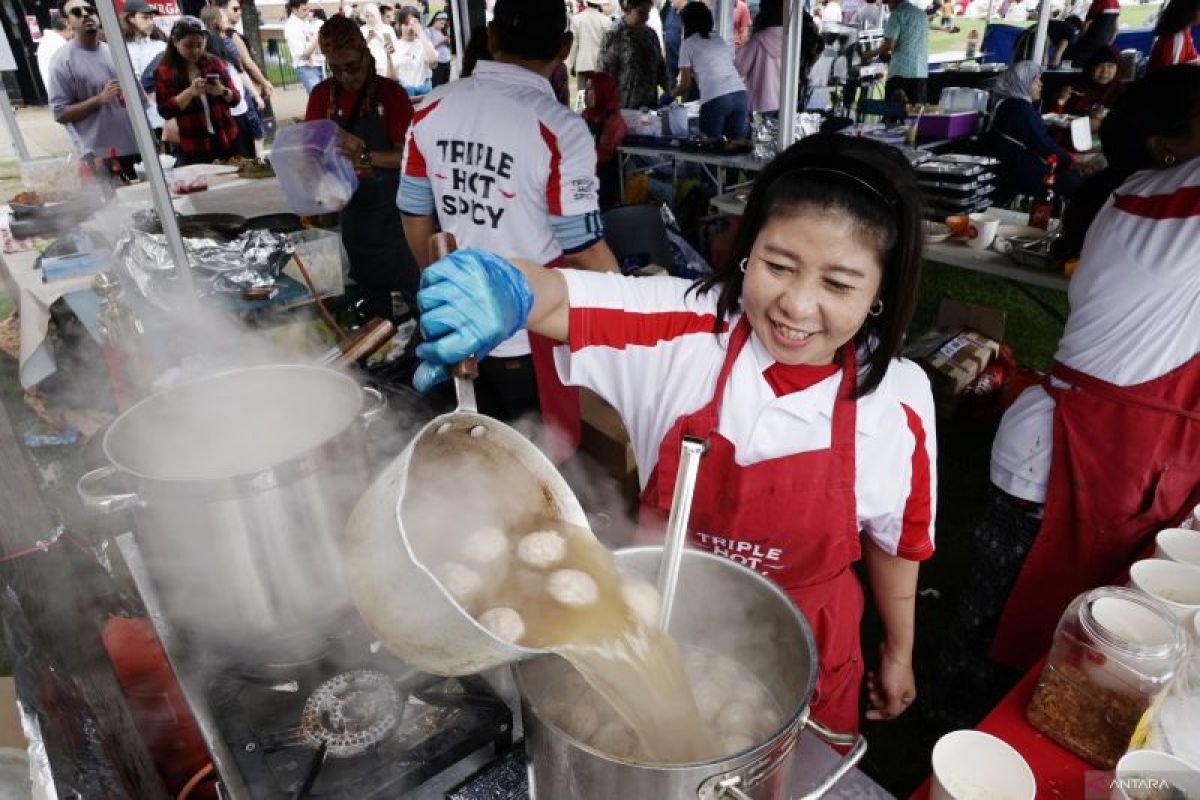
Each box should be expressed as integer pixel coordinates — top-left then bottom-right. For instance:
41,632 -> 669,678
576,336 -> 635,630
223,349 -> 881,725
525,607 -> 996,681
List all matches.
516,547 -> 867,800
77,364 -> 383,650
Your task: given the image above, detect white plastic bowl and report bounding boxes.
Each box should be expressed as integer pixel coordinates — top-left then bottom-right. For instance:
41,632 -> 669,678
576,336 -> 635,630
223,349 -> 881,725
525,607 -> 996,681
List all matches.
1130,559 -> 1200,621
1154,528 -> 1200,568
1112,749 -> 1200,800
930,730 -> 1035,800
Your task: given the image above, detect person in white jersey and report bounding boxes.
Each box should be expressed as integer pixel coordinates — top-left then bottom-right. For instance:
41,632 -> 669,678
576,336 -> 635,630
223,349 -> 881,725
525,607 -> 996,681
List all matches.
929,66 -> 1200,730
411,134 -> 938,734
399,0 -> 619,462
669,2 -> 750,139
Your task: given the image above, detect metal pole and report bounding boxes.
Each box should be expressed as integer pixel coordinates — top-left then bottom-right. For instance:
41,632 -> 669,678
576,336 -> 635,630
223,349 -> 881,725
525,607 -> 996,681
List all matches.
0,87 -> 29,161
1031,0 -> 1053,65
983,0 -> 996,28
94,0 -> 195,298
452,0 -> 469,78
713,0 -> 734,43
779,0 -> 804,149
655,437 -> 706,631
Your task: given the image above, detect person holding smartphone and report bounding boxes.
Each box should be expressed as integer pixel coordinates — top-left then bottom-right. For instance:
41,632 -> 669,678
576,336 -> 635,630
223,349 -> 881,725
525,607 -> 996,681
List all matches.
153,16 -> 242,164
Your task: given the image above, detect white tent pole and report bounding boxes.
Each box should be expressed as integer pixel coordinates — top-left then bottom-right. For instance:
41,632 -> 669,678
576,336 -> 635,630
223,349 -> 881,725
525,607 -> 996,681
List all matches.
452,0 -> 469,77
95,0 -> 194,298
779,0 -> 804,148
713,0 -> 735,43
0,90 -> 29,161
1031,0 -> 1053,65
984,0 -> 996,27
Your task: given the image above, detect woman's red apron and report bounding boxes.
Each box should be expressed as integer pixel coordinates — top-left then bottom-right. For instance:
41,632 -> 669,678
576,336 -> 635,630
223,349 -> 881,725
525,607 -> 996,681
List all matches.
529,257 -> 580,464
639,318 -> 865,733
990,355 -> 1200,669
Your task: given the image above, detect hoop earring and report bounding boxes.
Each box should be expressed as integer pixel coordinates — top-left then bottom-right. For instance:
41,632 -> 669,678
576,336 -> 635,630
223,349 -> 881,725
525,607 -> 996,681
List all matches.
1165,154 -> 1178,166
868,299 -> 884,317
739,258 -> 748,273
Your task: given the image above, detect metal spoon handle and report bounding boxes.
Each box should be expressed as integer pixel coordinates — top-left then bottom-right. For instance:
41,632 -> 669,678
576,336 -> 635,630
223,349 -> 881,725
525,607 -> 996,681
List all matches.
655,436 -> 707,631
426,232 -> 478,411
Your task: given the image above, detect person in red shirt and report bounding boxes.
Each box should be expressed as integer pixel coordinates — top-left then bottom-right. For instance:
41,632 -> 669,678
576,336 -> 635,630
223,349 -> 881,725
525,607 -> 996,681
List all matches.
154,16 -> 241,165
581,72 -> 627,208
305,14 -> 419,318
734,0 -> 752,45
1149,0 -> 1200,71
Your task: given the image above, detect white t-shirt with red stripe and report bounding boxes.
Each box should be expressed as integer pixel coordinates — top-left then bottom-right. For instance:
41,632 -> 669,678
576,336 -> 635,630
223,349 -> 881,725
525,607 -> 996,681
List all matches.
399,60 -> 601,357
552,270 -> 938,561
992,158 -> 1200,502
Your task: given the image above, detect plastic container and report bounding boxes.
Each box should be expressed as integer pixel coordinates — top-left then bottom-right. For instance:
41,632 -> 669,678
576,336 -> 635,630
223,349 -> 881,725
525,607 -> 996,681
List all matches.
284,228 -> 347,298
269,120 -> 359,216
1026,587 -> 1188,769
20,155 -> 82,194
913,111 -> 980,141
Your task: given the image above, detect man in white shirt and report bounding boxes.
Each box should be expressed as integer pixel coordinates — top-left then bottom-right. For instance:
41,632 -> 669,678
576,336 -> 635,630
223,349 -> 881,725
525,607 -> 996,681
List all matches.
283,0 -> 324,94
36,15 -> 71,96
400,0 -> 618,456
569,0 -> 613,75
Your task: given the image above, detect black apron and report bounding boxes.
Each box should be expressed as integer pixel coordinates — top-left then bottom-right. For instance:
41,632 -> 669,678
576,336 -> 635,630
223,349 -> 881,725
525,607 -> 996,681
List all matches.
329,77 -> 419,319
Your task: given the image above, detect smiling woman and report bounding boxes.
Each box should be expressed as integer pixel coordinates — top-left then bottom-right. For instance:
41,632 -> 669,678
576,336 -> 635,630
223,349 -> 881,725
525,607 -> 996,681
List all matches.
409,134 -> 939,736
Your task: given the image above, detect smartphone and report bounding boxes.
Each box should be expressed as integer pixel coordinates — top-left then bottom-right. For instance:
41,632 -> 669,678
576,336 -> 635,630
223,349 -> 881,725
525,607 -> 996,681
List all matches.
206,73 -> 220,85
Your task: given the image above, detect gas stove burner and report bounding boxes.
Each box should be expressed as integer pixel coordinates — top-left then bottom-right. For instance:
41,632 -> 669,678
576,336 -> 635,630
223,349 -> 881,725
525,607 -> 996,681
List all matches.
299,669 -> 401,757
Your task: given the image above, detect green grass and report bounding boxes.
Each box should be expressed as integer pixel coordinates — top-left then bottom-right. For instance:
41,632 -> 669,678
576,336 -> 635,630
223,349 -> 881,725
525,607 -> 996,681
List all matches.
928,2 -> 1164,55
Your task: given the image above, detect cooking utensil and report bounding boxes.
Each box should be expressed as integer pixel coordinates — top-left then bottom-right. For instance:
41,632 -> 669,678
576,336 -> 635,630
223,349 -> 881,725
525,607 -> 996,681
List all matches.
319,317 -> 397,369
76,365 -> 384,652
517,547 -> 867,800
244,213 -> 303,233
339,235 -> 589,676
656,436 -> 706,629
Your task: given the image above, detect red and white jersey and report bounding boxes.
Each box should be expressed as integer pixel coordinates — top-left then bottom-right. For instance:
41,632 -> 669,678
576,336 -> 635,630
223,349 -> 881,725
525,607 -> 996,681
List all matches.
1085,0 -> 1119,20
401,60 -> 600,357
993,158 -> 1200,502
553,270 -> 938,560
1148,30 -> 1200,72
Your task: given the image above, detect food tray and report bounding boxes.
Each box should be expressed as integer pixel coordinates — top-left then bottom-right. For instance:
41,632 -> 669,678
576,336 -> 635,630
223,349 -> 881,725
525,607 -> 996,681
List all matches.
917,162 -> 986,182
932,154 -> 1000,167
919,177 -> 995,194
1007,235 -> 1062,272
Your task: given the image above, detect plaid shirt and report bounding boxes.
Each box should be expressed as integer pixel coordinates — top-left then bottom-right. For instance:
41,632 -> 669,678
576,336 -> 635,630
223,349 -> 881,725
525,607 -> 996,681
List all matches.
154,55 -> 241,160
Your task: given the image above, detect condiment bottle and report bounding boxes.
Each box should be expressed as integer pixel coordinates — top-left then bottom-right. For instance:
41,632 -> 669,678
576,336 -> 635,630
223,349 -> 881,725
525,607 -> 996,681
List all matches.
1028,155 -> 1058,230
1026,586 -> 1187,768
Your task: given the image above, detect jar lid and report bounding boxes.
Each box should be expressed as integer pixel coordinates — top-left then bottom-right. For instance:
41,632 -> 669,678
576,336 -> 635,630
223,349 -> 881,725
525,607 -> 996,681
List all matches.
1080,586 -> 1188,661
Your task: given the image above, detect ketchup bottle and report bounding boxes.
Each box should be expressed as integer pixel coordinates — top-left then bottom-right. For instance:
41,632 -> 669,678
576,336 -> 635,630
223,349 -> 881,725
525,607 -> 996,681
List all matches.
1028,155 -> 1058,230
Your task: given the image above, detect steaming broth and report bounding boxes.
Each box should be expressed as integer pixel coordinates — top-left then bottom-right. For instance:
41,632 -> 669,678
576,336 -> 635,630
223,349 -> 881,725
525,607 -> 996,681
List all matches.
400,437 -> 721,763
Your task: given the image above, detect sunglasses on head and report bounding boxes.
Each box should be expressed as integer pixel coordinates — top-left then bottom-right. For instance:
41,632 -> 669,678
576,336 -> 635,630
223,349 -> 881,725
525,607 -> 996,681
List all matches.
68,5 -> 97,17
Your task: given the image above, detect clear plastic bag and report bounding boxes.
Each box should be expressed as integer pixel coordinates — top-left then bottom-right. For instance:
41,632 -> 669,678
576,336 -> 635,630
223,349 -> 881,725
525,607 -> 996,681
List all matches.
269,120 -> 359,215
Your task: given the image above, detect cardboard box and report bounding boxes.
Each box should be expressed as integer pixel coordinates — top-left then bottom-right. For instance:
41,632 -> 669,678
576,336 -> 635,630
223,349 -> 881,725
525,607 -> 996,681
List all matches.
579,389 -> 640,513
905,300 -> 1006,399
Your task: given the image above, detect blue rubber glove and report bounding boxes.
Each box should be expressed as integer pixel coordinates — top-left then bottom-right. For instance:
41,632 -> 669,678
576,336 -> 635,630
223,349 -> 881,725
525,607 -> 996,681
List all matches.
412,249 -> 534,393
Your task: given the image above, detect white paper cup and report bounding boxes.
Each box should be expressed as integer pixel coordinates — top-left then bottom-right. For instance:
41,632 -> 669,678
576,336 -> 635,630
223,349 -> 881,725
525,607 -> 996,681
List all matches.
1129,559 -> 1200,621
930,730 -> 1035,800
966,213 -> 1000,250
1154,528 -> 1200,567
1112,749 -> 1200,800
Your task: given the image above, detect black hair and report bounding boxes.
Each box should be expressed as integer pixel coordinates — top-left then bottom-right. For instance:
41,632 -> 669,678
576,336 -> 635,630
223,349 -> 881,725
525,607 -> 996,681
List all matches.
51,14 -> 69,30
490,0 -> 567,62
286,0 -> 307,12
396,5 -> 420,25
1057,65 -> 1200,259
620,0 -> 652,11
681,1 -> 713,38
160,17 -> 209,86
462,25 -> 490,76
693,134 -> 925,398
1154,0 -> 1200,36
753,0 -> 783,32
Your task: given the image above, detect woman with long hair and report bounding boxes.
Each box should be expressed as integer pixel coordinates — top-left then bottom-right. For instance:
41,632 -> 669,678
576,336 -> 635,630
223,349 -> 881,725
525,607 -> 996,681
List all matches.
411,134 -> 938,733
1149,0 -> 1200,70
199,5 -> 256,157
153,16 -> 242,164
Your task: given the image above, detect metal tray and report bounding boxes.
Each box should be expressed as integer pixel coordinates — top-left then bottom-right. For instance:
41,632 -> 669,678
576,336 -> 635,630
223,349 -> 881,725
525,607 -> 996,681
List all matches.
1007,234 -> 1062,271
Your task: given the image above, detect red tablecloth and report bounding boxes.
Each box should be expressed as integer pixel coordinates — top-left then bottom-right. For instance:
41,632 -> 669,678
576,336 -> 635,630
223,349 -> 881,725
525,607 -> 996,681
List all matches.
912,659 -> 1096,799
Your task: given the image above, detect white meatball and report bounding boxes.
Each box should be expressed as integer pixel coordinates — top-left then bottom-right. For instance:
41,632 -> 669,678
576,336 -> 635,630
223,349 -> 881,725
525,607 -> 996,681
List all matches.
561,703 -> 601,741
620,578 -> 662,629
516,529 -> 567,569
546,569 -> 599,607
460,526 -> 510,567
590,721 -> 635,758
716,703 -> 757,738
433,561 -> 483,610
477,607 -> 526,644
722,732 -> 757,756
691,679 -> 726,722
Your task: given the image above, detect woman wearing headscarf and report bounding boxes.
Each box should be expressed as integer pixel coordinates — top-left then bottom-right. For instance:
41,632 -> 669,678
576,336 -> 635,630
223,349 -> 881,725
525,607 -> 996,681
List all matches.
1052,45 -> 1124,126
982,61 -> 1083,199
359,2 -> 399,80
582,72 -> 628,208
304,14 -> 419,318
